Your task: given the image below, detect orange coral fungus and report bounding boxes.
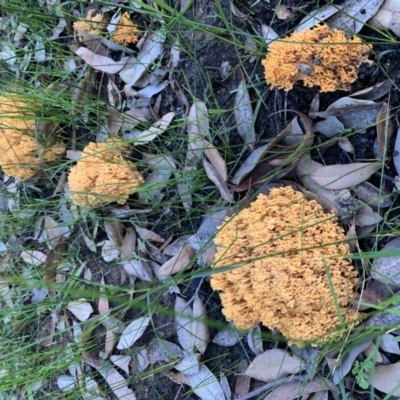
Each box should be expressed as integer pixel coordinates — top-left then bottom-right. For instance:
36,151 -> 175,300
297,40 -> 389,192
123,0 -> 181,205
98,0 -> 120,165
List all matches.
211,186 -> 360,346
73,9 -> 107,39
68,139 -> 143,208
262,24 -> 371,92
0,94 -> 65,180
111,12 -> 139,45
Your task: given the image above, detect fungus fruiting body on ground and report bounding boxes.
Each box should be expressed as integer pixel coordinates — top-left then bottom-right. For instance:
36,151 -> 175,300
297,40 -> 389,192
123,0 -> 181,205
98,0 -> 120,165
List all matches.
68,139 -> 143,208
73,9 -> 107,39
0,94 -> 65,180
262,24 -> 371,92
211,187 -> 359,346
111,12 -> 139,45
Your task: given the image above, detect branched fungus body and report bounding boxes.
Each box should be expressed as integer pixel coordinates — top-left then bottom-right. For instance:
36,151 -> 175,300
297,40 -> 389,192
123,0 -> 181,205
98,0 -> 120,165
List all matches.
211,187 -> 359,346
73,9 -> 107,39
0,94 -> 65,180
68,140 -> 143,208
111,12 -> 139,45
262,24 -> 371,92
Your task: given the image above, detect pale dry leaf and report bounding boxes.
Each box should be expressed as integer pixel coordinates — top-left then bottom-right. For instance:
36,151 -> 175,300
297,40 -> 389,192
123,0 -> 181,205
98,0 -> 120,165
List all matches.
315,97 -> 376,118
355,204 -> 383,227
363,342 -> 384,363
264,377 -> 336,400
96,361 -> 137,400
49,17 -> 67,40
57,375 -> 76,392
45,216 -> 69,249
133,112 -> 175,145
261,24 -> 279,44
74,47 -> 126,74
247,325 -> 263,355
295,4 -> 340,32
379,334 -> 400,355
136,227 -> 165,243
67,299 -> 93,322
234,79 -> 256,149
186,101 -> 209,163
98,277 -> 109,315
309,162 -> 381,190
66,150 -> 82,160
313,116 -> 344,137
125,30 -> 166,86
101,240 -> 120,262
20,250 -> 47,267
332,338 -> 373,384
192,295 -> 210,354
105,330 -> 117,357
213,322 -> 245,346
371,237 -> 400,285
79,227 -> 96,252
121,107 -> 148,132
147,338 -> 184,364
110,355 -> 131,375
393,128 -> 400,176
369,362 -> 400,396
234,360 -> 250,398
120,228 -> 136,262
185,364 -> 227,400
338,138 -> 355,155
369,1 -> 400,37
219,373 -> 232,400
166,371 -> 190,385
117,316 -> 151,350
104,217 -> 125,247
202,140 -> 228,182
123,258 -> 153,281
175,296 -> 195,352
203,158 -> 233,202
276,4 -> 294,20
328,0 -> 384,33
158,243 -> 195,276
175,353 -> 201,376
245,348 -> 303,383
350,80 -> 393,101
137,81 -> 169,98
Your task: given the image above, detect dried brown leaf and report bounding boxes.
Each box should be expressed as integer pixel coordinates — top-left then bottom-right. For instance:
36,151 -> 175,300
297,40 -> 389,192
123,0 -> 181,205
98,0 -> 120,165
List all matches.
192,295 -> 210,354
234,78 -> 256,149
136,227 -> 165,243
203,158 -> 233,202
186,101 -> 209,164
309,162 -> 381,190
133,112 -> 175,145
327,0 -> 384,33
350,80 -> 393,101
355,204 -> 383,226
175,296 -> 195,352
104,217 -> 125,247
158,243 -> 195,276
246,348 -> 303,383
125,30 -> 165,86
369,362 -> 400,396
376,102 -> 394,159
74,47 -> 126,74
120,228 -> 136,262
372,237 -> 400,285
202,140 -> 227,182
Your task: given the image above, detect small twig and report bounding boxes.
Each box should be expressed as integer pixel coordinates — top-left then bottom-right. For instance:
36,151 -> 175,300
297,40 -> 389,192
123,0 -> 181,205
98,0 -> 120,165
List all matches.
235,375 -> 307,400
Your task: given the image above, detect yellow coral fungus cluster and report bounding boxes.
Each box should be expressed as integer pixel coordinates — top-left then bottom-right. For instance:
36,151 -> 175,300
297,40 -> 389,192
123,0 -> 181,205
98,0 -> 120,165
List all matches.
0,94 -> 65,180
73,10 -> 139,45
68,139 -> 143,208
211,187 -> 359,346
73,9 -> 107,39
111,12 -> 139,45
262,24 -> 371,92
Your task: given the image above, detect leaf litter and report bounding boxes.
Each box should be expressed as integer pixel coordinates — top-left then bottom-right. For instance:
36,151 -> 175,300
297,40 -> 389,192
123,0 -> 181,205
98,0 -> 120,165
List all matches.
5,1 -> 400,399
